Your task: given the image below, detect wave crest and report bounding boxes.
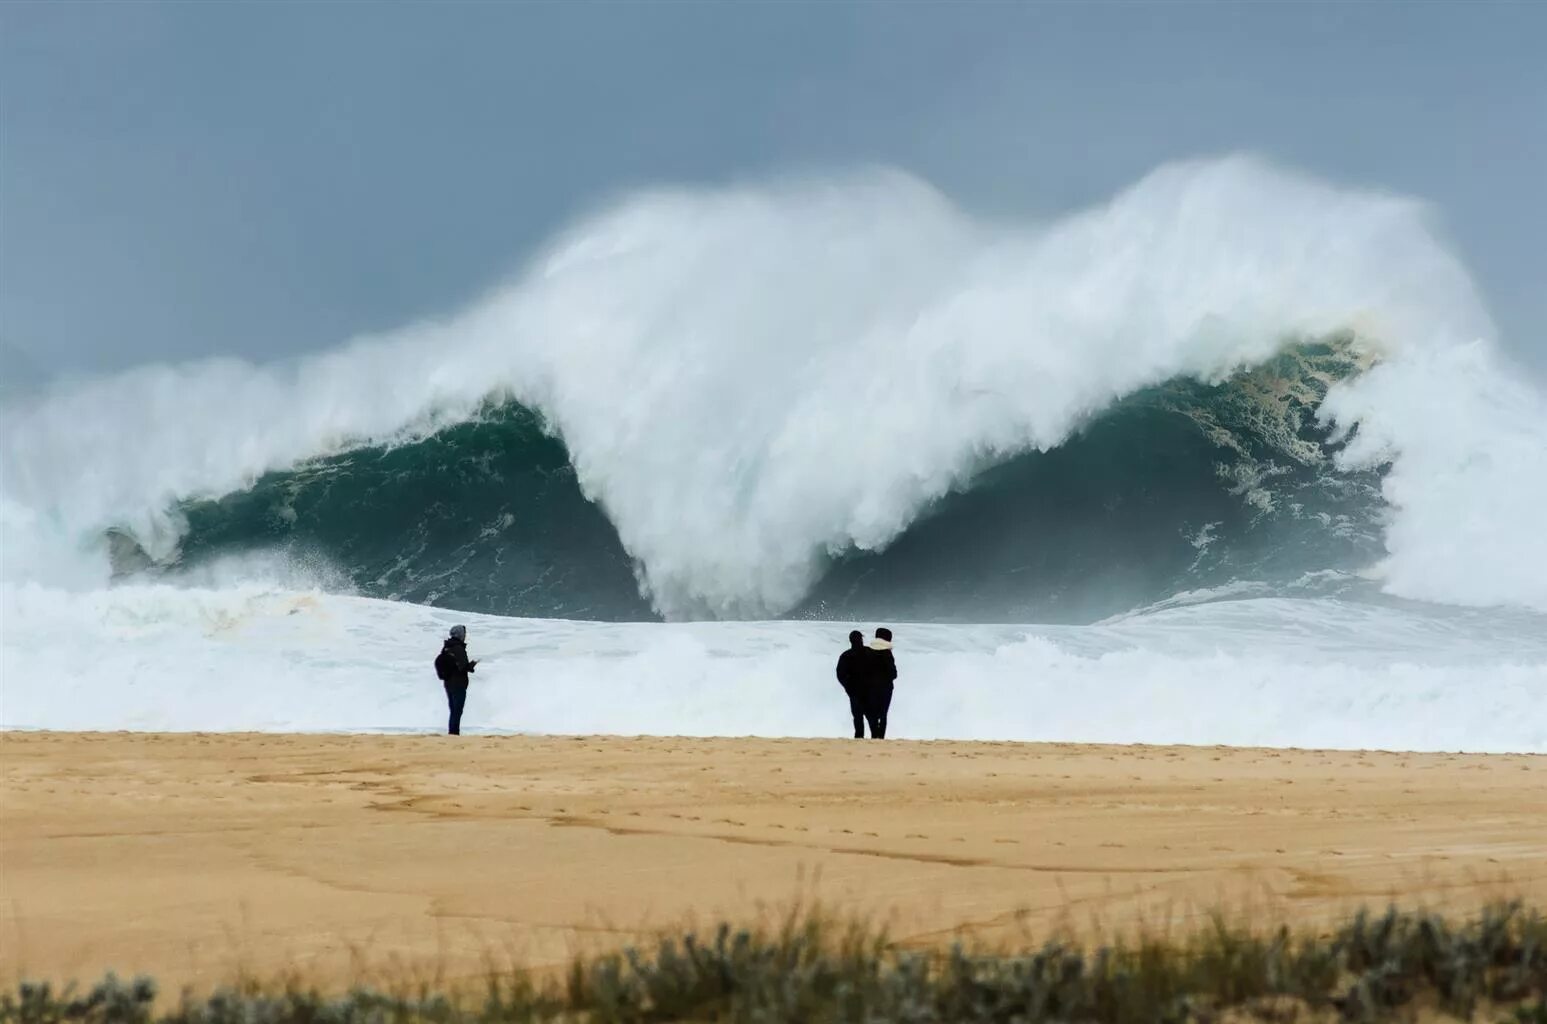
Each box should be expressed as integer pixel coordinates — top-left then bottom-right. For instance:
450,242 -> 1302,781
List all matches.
107,339 -> 1372,622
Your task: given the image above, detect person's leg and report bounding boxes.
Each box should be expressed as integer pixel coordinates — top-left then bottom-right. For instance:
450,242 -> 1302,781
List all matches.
862,701 -> 881,738
848,691 -> 865,738
873,685 -> 893,739
447,685 -> 466,735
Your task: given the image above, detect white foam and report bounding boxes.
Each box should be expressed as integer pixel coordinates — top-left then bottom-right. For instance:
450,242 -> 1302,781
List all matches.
4,156 -> 1542,618
1320,340 -> 1547,612
4,583 -> 1543,752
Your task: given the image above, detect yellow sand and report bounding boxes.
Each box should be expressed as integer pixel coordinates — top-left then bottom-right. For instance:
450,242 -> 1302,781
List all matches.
2,732 -> 1543,992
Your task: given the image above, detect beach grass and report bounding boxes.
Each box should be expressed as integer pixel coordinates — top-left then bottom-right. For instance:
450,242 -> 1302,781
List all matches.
5,902 -> 1544,1023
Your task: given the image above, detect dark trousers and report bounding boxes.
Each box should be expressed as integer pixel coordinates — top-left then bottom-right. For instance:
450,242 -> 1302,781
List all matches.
845,690 -> 866,738
865,685 -> 893,739
445,684 -> 468,735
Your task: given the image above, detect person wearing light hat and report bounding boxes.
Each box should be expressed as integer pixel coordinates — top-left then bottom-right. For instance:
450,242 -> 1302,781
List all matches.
432,624 -> 479,735
862,627 -> 898,739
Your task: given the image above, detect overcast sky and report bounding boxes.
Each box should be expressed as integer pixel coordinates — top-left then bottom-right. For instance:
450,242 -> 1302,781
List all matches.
3,2 -> 1544,381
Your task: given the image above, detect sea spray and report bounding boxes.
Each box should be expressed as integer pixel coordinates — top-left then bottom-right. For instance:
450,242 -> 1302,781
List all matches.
4,155 -> 1537,618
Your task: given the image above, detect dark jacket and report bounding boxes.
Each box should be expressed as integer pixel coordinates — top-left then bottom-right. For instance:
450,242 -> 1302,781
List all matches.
862,645 -> 897,695
835,644 -> 867,695
436,638 -> 477,688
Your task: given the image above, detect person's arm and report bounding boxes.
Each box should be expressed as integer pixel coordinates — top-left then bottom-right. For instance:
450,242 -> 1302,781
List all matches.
886,654 -> 898,683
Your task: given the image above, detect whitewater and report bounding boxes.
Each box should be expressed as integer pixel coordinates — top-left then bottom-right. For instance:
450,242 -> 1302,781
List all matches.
2,155 -> 1545,748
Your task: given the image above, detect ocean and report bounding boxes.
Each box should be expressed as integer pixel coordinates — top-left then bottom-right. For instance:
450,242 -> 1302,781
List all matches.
3,155 -> 1544,749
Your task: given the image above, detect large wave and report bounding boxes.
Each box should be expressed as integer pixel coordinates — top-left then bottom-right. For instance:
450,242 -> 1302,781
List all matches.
3,155 -> 1546,621
111,339 -> 1382,623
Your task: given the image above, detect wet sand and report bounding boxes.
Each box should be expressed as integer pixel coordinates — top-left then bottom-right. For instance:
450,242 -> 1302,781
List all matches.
2,732 -> 1542,992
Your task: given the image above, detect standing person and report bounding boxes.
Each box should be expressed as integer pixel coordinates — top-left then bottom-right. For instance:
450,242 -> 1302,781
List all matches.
433,624 -> 478,735
863,627 -> 898,739
835,630 -> 869,738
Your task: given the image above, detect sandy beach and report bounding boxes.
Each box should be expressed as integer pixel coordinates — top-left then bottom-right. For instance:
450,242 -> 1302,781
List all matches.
2,732 -> 1543,993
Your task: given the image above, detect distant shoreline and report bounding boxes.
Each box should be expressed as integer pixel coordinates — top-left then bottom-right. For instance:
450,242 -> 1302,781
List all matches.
3,730 -> 1541,756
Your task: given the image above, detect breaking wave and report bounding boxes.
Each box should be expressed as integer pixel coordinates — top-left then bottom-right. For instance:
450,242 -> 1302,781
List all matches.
114,339 -> 1380,623
3,155 -> 1545,622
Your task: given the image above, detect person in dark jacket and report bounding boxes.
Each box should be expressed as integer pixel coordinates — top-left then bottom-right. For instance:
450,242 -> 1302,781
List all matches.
434,624 -> 478,735
835,630 -> 869,738
862,627 -> 898,739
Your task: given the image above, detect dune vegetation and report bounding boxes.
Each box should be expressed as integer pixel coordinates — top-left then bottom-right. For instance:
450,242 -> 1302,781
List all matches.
6,903 -> 1545,1023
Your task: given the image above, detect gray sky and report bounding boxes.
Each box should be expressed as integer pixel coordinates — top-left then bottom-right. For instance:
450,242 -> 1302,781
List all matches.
3,2 -> 1544,380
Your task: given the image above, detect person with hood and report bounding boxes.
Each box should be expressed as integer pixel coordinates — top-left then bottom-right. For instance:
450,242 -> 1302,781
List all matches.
862,627 -> 898,739
433,624 -> 478,735
835,630 -> 870,738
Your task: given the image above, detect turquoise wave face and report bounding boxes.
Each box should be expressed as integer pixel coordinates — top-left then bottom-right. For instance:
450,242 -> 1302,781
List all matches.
797,342 -> 1385,623
125,341 -> 1385,623
161,404 -> 655,620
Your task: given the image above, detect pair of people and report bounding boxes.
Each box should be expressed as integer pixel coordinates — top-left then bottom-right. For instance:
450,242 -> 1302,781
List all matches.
435,625 -> 898,739
835,627 -> 898,739
433,624 -> 478,735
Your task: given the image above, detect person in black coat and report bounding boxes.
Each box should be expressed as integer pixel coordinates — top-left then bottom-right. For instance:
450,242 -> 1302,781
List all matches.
862,627 -> 898,739
433,624 -> 478,735
835,630 -> 869,738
